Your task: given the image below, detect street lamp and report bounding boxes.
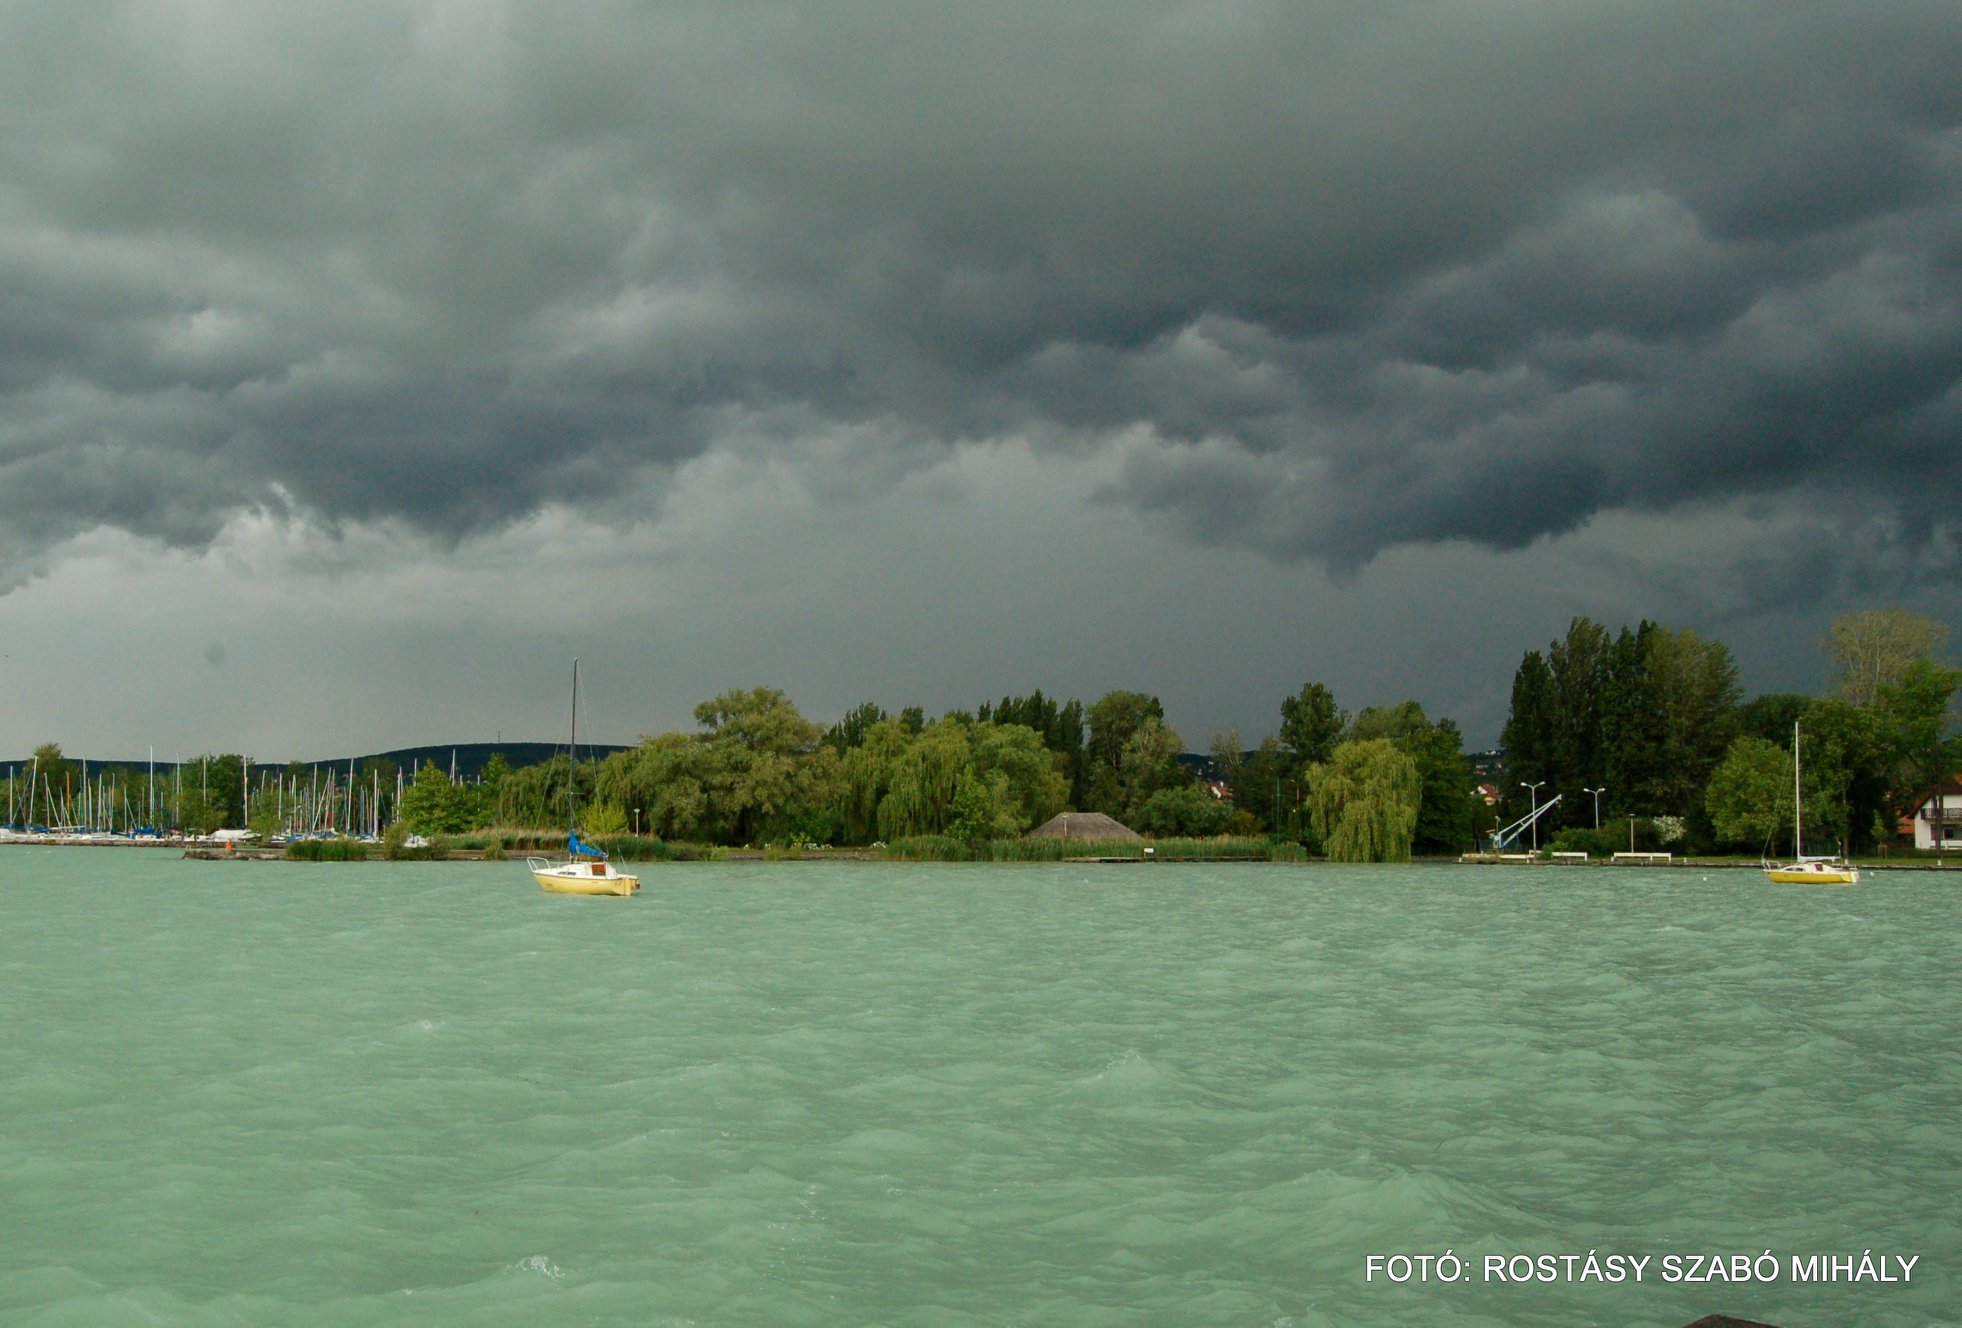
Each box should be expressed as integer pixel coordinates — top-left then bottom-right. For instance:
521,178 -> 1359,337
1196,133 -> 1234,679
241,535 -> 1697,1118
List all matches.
1521,781 -> 1546,851
1583,786 -> 1606,830
634,807 -> 642,837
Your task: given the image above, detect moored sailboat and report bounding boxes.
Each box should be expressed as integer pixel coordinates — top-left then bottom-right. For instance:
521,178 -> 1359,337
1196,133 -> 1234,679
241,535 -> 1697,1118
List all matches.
1764,721 -> 1859,885
527,660 -> 640,897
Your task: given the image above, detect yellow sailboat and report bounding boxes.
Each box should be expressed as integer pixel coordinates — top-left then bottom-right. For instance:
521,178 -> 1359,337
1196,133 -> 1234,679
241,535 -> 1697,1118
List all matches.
530,853 -> 640,896
1764,721 -> 1858,885
527,659 -> 640,897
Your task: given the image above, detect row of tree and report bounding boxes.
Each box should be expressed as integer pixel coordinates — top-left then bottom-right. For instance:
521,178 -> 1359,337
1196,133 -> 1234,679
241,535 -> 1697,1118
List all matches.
13,609 -> 1955,859
1501,610 -> 1960,854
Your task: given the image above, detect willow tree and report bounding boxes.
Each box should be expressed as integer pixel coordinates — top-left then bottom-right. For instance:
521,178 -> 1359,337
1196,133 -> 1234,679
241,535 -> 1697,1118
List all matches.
876,719 -> 973,840
1308,739 -> 1421,863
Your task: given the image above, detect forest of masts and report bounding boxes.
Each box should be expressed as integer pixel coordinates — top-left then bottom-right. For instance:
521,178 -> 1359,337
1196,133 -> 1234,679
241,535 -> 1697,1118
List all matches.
6,753 -> 422,839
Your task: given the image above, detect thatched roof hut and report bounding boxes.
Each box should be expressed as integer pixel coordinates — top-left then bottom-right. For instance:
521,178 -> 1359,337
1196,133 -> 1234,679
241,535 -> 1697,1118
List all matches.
1024,811 -> 1141,841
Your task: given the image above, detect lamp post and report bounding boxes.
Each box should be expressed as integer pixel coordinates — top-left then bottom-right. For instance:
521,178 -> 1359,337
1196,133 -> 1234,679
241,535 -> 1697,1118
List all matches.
1521,781 -> 1545,851
1583,786 -> 1605,830
633,807 -> 642,837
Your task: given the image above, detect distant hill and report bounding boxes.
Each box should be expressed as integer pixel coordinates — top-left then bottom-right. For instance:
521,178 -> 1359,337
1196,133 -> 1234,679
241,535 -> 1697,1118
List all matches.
299,742 -> 632,781
20,742 -> 1225,784
8,742 -> 631,781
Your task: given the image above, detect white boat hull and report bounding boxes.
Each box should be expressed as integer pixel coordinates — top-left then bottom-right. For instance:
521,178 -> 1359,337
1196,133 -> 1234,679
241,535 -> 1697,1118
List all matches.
1764,860 -> 1859,885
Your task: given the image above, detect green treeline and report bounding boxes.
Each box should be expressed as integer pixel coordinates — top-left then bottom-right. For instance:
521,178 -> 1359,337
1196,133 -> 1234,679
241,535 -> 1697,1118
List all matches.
1501,610 -> 1960,856
395,682 -> 1488,861
12,609 -> 1956,862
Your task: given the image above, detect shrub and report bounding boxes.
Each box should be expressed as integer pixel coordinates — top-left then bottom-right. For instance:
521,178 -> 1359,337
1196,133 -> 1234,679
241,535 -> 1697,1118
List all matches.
1547,827 -> 1623,859
1132,785 -> 1235,837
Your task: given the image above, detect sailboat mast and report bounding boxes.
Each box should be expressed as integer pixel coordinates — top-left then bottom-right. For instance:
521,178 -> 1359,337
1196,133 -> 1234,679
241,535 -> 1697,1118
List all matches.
567,658 -> 580,833
1793,720 -> 1803,859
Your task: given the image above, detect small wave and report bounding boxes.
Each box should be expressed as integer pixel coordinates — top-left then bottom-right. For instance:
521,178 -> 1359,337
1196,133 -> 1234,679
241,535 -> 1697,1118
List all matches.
1077,1049 -> 1163,1091
518,1254 -> 564,1280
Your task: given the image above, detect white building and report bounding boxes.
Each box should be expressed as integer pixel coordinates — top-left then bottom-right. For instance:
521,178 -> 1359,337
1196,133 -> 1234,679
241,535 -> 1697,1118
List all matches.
1910,777 -> 1962,851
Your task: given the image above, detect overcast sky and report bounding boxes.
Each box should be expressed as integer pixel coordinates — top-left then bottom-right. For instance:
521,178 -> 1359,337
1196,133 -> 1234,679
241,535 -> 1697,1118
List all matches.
3,1 -> 1959,763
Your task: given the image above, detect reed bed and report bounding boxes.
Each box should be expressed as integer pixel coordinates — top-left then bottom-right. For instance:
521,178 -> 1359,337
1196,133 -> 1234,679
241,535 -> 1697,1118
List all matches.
879,835 -> 974,862
590,834 -> 722,862
1147,836 -> 1276,860
283,836 -> 370,861
881,835 -> 1308,862
978,837 -> 1145,862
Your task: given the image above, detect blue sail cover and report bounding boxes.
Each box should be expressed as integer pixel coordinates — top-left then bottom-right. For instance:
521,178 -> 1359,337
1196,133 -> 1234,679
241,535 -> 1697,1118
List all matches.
568,831 -> 608,859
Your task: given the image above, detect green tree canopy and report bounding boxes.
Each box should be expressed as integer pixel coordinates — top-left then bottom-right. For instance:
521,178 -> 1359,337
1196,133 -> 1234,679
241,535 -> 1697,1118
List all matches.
177,755 -> 244,833
1870,658 -> 1962,822
1132,782 -> 1233,837
1824,609 -> 1951,706
1111,715 -> 1188,821
681,688 -> 840,844
398,761 -> 473,835
877,719 -> 973,841
1503,617 -> 1740,837
596,734 -> 722,841
1346,701 -> 1422,745
1280,682 -> 1345,772
1085,691 -> 1165,811
1406,716 -> 1477,855
824,701 -> 888,752
1343,704 -> 1476,854
1704,735 -> 1793,850
1308,739 -> 1422,863
968,722 -> 1069,832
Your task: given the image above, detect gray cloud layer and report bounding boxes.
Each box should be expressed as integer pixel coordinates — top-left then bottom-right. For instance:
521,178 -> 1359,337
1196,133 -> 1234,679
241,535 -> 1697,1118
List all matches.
3,2 -> 1960,591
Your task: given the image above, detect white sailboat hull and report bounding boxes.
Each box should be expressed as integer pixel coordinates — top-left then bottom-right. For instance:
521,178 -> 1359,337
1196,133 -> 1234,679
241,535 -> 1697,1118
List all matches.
1765,859 -> 1859,885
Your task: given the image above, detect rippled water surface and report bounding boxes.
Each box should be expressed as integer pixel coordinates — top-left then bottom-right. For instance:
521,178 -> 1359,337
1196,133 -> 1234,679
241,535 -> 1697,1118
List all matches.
2,852 -> 1956,1326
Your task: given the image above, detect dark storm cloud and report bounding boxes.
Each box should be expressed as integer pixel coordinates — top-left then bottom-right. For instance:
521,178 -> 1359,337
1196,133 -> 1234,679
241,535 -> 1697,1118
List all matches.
3,1 -> 1960,589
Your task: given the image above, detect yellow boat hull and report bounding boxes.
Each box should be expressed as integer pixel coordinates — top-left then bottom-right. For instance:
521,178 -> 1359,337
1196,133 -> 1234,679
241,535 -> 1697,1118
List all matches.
531,861 -> 641,895
1764,864 -> 1859,885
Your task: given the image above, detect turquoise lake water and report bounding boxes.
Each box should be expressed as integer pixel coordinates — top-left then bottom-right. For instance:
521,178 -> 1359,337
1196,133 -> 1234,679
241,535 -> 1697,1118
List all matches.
1,852 -> 1956,1327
